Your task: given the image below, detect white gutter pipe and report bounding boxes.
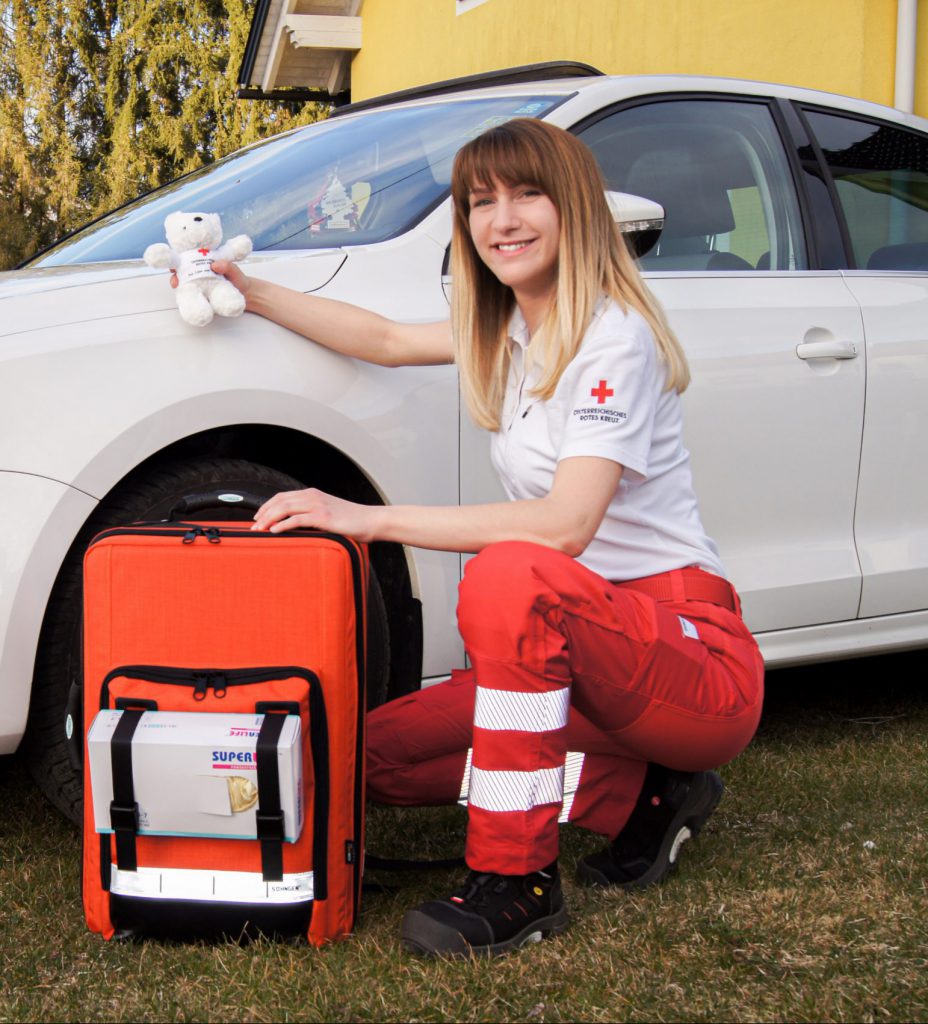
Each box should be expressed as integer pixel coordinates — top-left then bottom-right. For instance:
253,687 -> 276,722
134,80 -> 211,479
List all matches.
894,0 -> 917,113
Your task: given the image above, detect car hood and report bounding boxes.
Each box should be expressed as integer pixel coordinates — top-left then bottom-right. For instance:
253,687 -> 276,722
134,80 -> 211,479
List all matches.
0,251 -> 347,339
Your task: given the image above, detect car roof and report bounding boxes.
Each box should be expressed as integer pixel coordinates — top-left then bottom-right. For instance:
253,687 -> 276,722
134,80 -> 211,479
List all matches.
334,71 -> 928,135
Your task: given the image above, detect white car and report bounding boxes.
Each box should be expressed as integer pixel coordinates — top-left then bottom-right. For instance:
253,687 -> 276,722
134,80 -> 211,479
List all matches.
3,67 -> 927,820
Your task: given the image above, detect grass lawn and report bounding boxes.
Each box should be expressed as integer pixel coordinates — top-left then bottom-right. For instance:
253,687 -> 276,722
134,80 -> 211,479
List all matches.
1,651 -> 926,1023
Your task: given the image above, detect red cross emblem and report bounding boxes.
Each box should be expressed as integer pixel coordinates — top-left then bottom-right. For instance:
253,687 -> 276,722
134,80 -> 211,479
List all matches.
198,247 -> 210,256
591,379 -> 614,404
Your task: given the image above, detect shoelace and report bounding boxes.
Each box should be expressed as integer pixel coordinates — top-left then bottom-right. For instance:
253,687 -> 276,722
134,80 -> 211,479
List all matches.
454,869 -> 552,910
455,872 -> 506,907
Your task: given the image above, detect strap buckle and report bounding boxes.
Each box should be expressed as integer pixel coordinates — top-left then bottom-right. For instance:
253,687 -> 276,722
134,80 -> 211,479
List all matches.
256,810 -> 285,843
110,800 -> 140,833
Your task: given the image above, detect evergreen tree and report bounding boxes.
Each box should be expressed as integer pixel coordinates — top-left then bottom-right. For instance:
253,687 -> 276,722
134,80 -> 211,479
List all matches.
0,1 -> 86,265
0,0 -> 324,269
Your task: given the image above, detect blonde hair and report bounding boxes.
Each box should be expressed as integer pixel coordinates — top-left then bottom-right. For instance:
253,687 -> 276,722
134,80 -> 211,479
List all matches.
450,118 -> 689,431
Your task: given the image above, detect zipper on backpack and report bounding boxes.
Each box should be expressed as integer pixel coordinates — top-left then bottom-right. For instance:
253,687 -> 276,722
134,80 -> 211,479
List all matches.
100,665 -> 319,709
182,526 -> 221,544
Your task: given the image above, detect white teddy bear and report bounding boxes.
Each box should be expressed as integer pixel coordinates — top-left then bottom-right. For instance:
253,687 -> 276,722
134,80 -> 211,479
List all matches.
144,212 -> 253,326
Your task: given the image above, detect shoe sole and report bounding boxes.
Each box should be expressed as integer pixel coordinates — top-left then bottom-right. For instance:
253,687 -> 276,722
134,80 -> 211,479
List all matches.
577,771 -> 724,890
400,904 -> 569,958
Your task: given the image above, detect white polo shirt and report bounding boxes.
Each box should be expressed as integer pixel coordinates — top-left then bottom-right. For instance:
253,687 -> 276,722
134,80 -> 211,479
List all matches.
489,298 -> 726,582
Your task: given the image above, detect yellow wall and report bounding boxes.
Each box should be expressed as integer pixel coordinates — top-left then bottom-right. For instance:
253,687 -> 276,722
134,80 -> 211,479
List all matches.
351,0 -> 928,118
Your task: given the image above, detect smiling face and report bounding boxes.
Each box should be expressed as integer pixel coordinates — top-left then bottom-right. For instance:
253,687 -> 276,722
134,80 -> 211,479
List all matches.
467,178 -> 561,327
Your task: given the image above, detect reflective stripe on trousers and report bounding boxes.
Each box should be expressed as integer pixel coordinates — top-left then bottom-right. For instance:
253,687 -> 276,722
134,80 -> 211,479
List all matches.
458,746 -> 586,823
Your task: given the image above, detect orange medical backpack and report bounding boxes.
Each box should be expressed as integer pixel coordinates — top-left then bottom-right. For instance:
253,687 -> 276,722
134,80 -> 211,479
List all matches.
80,499 -> 367,945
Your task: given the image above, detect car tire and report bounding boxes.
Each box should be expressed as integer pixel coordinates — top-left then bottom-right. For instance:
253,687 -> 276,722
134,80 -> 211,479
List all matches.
24,456 -> 390,824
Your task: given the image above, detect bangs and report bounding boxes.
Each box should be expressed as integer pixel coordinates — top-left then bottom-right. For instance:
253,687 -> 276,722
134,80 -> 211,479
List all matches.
451,120 -> 555,209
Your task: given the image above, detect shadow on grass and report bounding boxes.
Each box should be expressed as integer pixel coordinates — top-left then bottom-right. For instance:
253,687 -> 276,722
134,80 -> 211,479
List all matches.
757,649 -> 928,742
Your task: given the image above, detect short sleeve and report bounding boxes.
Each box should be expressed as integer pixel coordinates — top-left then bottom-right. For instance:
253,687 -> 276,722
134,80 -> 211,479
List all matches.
554,313 -> 661,479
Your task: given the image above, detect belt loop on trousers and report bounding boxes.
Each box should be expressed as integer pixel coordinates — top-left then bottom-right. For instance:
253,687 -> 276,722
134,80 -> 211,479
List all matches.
669,570 -> 687,604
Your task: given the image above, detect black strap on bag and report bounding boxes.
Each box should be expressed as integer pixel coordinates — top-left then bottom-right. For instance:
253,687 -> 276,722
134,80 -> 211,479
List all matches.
255,711 -> 289,882
256,695 -> 329,900
109,708 -> 146,873
364,853 -> 465,872
360,852 -> 465,895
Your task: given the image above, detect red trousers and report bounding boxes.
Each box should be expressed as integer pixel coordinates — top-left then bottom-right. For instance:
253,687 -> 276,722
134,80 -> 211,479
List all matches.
367,541 -> 764,875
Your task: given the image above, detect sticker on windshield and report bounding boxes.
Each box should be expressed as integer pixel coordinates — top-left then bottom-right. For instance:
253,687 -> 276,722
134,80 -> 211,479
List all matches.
465,115 -> 513,140
308,171 -> 364,233
512,102 -> 548,115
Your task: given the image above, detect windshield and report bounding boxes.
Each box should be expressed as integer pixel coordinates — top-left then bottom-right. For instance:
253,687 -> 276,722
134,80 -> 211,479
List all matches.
32,95 -> 566,267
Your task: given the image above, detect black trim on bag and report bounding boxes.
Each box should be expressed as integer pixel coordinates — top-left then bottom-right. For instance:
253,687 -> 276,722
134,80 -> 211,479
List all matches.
108,894 -> 312,941
339,538 -> 367,921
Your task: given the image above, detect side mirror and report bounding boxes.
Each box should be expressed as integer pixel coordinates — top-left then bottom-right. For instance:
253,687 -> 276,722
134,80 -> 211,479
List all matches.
605,191 -> 664,258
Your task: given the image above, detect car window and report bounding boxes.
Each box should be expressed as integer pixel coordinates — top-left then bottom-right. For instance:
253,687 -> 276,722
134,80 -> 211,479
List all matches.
803,109 -> 928,271
579,99 -> 807,271
31,95 -> 566,267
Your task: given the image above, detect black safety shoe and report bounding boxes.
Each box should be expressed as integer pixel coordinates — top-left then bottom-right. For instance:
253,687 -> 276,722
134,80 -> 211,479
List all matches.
401,863 -> 568,957
577,767 -> 723,889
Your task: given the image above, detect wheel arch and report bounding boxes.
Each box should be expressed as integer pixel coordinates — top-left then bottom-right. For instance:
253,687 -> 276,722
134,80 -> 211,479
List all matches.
24,420 -> 424,783
47,418 -> 423,693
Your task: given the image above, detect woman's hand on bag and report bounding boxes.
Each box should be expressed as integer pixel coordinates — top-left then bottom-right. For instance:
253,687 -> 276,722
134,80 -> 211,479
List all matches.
251,487 -> 379,541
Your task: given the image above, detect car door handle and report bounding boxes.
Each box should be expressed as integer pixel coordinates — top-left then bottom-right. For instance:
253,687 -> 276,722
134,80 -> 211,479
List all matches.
795,339 -> 859,360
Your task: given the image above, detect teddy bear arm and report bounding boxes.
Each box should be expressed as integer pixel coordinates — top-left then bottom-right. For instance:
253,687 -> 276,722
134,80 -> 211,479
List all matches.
143,242 -> 177,270
221,235 -> 254,261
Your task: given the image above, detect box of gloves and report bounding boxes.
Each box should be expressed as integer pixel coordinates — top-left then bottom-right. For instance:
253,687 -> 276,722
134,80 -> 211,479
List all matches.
87,709 -> 304,841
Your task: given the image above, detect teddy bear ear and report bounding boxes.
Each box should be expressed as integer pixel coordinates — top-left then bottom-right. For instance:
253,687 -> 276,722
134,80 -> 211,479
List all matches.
164,211 -> 184,234
205,213 -> 222,235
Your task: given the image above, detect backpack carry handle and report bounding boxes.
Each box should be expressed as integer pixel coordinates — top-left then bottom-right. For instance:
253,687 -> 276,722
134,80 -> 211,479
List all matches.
167,490 -> 267,519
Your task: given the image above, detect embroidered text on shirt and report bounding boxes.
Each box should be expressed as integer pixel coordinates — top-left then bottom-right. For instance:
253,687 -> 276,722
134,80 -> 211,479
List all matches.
572,407 -> 628,423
